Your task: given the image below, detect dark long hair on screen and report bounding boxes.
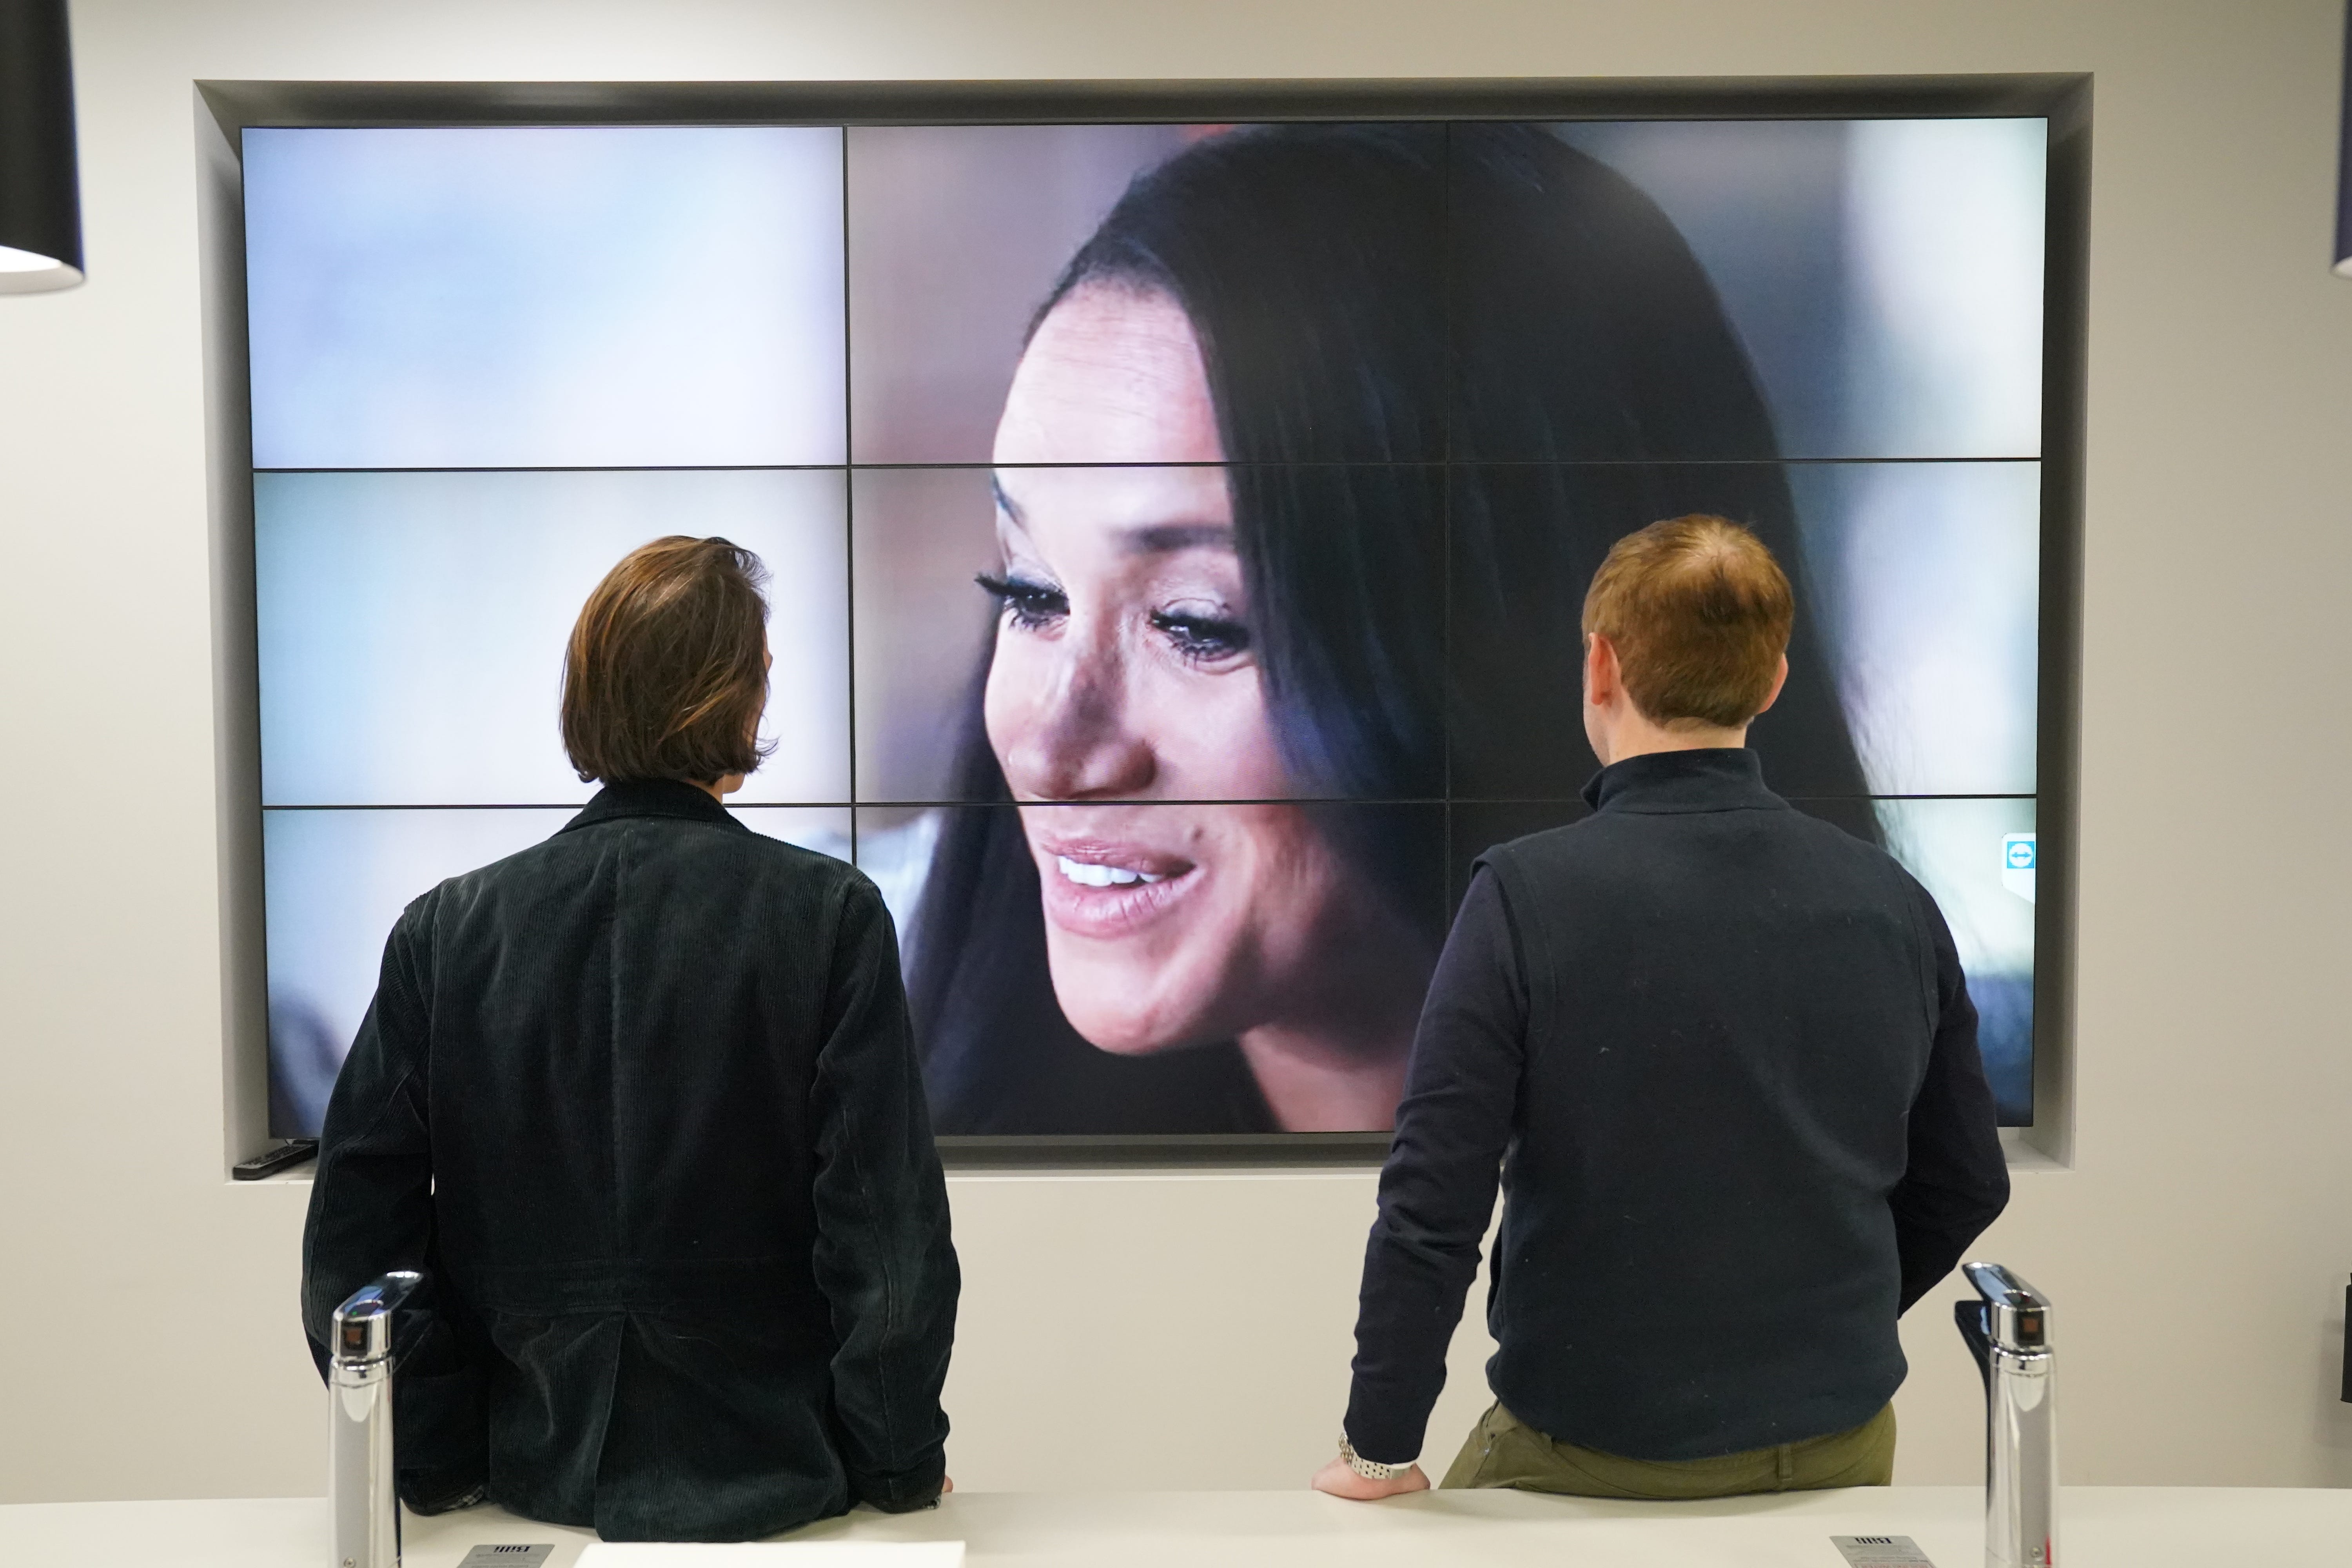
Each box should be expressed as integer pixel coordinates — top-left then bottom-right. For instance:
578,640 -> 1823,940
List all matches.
909,123 -> 1871,1136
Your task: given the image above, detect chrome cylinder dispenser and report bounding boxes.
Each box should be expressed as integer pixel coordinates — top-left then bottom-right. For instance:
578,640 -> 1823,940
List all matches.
1955,1262 -> 2057,1568
330,1272 -> 422,1568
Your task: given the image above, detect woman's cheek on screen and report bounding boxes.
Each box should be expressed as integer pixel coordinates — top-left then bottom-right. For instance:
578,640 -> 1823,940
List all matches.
1131,651 -> 1290,801
993,638 -> 1365,1052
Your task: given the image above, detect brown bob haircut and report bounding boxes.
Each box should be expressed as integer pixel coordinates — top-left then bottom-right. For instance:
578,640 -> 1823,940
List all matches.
1581,514 -> 1794,729
562,535 -> 772,785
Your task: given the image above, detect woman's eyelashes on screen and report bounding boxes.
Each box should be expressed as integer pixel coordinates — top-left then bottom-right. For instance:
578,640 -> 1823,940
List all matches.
976,571 -> 1065,632
977,572 -> 1252,668
1148,603 -> 1250,664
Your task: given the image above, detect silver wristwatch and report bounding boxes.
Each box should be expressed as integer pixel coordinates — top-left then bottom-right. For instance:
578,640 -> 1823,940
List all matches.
1338,1436 -> 1415,1481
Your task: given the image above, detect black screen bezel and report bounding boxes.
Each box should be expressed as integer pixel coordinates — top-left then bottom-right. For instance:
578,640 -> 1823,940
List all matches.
198,74 -> 2090,1169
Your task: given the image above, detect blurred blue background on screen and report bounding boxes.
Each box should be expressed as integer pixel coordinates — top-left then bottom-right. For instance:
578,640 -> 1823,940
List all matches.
1789,460 -> 2041,798
1873,797 -> 2039,1120
1556,118 -> 2045,460
256,469 -> 849,806
243,127 -> 847,469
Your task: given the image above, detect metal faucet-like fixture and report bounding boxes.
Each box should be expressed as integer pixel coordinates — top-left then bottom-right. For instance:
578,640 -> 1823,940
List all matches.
330,1272 -> 423,1568
1955,1262 -> 2057,1568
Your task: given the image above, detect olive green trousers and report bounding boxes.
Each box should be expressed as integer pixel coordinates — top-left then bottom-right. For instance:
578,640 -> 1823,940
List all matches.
1441,1400 -> 1896,1499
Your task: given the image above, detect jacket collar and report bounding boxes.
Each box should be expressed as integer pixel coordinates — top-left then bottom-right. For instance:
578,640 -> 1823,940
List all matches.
559,778 -> 752,836
1580,747 -> 1785,815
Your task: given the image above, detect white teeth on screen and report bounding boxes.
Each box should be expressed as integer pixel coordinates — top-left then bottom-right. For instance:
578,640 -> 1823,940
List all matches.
1056,855 -> 1165,889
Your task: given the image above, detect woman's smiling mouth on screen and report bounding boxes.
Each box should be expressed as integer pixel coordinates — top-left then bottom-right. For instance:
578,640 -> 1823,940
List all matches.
1056,855 -> 1162,886
1034,833 -> 1200,938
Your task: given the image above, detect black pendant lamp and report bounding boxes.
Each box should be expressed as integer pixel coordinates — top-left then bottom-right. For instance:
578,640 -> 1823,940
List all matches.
2339,0 -> 2352,276
0,0 -> 83,292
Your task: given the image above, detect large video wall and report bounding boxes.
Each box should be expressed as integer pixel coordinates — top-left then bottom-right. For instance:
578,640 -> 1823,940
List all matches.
245,116 -> 2047,1140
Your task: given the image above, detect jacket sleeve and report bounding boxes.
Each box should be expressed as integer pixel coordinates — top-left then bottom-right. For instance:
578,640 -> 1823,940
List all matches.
1890,879 -> 2013,1312
1342,865 -> 1528,1466
299,900 -> 488,1513
808,877 -> 960,1511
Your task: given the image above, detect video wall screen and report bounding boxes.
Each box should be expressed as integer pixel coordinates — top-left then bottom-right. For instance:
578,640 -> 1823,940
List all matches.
245,116 -> 2049,1142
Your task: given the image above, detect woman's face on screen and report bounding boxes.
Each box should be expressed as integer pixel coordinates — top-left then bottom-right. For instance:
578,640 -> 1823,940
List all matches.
982,283 -> 1364,1056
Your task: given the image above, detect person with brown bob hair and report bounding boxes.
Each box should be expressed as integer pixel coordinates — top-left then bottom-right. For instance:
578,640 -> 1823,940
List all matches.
561,534 -> 773,790
1321,515 -> 2008,1504
302,537 -> 958,1543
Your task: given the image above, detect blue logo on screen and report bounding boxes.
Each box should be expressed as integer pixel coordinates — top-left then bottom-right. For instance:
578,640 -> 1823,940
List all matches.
2005,838 -> 2036,870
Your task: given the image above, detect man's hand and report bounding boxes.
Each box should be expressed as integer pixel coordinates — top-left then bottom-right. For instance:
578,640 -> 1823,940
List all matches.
1311,1453 -> 1431,1501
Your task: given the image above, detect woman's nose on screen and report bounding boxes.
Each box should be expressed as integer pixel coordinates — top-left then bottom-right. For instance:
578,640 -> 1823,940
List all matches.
1000,648 -> 1156,801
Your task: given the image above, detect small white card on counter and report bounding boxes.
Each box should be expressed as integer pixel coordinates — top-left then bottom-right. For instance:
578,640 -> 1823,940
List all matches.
578,1544 -> 963,1567
457,1551 -> 555,1568
1830,1536 -> 1935,1567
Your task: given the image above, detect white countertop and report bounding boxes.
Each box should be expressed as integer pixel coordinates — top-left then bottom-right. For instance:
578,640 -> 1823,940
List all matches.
4,1485 -> 2344,1566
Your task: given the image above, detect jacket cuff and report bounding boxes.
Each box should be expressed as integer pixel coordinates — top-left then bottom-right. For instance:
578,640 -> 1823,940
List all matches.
1341,1409 -> 1424,1470
852,1451 -> 947,1513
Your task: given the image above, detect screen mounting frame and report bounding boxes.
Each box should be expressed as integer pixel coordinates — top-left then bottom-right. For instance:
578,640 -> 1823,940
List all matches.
197,74 -> 2089,1172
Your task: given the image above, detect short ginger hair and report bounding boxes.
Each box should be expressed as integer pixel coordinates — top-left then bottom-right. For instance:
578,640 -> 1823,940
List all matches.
1581,515 -> 1794,729
561,536 -> 772,785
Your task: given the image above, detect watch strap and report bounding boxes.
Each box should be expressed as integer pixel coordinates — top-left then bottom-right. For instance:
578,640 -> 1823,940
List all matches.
1338,1435 -> 1415,1481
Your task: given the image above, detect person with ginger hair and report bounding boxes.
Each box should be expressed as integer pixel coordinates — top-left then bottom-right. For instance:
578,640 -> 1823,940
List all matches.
1317,515 -> 2008,1503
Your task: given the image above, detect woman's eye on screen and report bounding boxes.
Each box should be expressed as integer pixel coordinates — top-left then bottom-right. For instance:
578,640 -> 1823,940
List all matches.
977,572 -> 1067,632
1149,606 -> 1250,665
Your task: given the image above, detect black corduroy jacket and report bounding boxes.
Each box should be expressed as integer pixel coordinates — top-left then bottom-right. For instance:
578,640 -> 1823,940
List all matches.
300,780 -> 958,1542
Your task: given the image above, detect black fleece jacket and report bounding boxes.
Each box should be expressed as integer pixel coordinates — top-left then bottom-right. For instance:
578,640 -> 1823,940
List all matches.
1344,749 -> 2008,1465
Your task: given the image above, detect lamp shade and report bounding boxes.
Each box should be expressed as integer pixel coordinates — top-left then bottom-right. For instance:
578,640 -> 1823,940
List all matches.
0,0 -> 83,292
2339,0 -> 2352,276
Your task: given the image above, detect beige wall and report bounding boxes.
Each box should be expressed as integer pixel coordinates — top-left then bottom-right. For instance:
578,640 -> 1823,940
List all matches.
4,0 -> 2351,1503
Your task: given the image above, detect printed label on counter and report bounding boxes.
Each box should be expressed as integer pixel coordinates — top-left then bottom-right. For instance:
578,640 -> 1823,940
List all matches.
1831,1535 -> 1936,1567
